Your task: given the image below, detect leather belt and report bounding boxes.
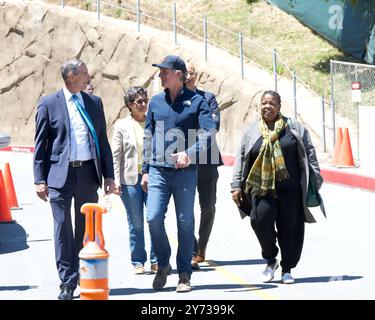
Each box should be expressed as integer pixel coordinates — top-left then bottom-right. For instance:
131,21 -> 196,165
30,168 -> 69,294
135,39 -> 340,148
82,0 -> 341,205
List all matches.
69,160 -> 92,168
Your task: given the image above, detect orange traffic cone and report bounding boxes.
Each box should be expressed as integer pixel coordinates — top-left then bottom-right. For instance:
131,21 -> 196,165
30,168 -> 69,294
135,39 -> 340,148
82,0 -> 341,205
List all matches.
79,203 -> 109,300
337,128 -> 355,167
0,170 -> 15,223
3,163 -> 21,209
331,127 -> 343,166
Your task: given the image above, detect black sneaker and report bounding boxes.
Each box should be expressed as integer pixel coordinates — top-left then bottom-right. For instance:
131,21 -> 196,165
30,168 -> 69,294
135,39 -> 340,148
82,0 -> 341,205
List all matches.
57,286 -> 74,300
152,264 -> 172,290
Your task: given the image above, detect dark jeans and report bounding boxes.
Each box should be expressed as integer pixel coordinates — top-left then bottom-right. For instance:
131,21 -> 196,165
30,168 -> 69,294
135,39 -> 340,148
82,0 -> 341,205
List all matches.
193,164 -> 219,256
147,166 -> 197,276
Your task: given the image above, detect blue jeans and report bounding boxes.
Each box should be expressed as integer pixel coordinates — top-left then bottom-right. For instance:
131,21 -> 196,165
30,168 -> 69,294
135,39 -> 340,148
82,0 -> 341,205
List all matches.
121,174 -> 157,267
147,166 -> 197,276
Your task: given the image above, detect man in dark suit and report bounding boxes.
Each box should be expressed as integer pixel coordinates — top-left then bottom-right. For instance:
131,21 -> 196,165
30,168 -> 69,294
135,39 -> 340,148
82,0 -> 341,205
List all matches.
185,62 -> 223,269
33,58 -> 116,300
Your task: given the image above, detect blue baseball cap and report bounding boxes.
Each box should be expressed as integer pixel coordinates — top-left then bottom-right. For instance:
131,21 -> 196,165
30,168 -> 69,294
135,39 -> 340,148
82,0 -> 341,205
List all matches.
152,55 -> 187,74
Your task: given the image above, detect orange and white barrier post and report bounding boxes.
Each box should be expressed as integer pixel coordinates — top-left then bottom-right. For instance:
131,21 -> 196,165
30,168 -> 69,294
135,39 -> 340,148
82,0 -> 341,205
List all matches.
79,203 -> 109,300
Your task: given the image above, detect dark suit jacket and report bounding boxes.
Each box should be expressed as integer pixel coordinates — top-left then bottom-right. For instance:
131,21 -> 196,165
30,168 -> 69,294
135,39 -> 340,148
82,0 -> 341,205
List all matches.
33,89 -> 114,189
196,88 -> 223,166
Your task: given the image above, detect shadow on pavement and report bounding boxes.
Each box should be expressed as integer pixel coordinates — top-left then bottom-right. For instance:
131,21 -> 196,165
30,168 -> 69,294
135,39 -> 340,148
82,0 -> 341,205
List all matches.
109,283 -> 277,296
0,222 -> 29,254
290,275 -> 363,284
0,285 -> 38,291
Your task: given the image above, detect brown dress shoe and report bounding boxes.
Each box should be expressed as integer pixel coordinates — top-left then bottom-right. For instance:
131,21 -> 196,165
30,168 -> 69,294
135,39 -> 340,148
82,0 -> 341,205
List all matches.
150,263 -> 158,274
195,249 -> 205,263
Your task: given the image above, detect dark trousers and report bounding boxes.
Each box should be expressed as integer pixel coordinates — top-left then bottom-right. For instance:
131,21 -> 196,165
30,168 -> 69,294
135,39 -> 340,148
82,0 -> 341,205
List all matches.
193,164 -> 219,256
48,161 -> 99,290
250,188 -> 305,273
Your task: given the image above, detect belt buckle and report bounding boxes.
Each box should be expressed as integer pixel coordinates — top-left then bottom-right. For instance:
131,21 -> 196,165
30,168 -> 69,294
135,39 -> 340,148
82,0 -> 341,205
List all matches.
71,160 -> 82,168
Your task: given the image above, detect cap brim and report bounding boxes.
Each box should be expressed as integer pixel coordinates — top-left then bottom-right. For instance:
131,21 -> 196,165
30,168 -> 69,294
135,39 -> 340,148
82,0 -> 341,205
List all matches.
152,63 -> 170,68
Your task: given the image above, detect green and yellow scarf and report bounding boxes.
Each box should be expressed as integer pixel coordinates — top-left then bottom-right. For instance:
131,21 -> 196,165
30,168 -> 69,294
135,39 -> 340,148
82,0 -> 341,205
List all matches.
245,115 -> 289,197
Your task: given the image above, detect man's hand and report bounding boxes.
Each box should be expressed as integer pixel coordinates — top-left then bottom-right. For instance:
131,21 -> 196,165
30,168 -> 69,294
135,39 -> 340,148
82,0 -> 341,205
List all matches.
141,173 -> 149,193
36,183 -> 49,202
104,178 -> 116,195
232,190 -> 243,207
113,184 -> 122,196
171,151 -> 192,169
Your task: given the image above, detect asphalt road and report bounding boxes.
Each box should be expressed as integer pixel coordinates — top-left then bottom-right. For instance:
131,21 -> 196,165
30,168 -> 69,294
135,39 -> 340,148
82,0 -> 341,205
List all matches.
0,151 -> 374,302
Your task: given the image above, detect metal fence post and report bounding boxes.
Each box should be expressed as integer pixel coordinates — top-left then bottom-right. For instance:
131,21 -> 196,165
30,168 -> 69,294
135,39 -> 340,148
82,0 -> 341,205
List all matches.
173,3 -> 177,45
97,0 -> 100,21
203,17 -> 208,62
61,0 -> 64,8
292,70 -> 297,119
321,95 -> 327,153
356,102 -> 360,160
273,48 -> 277,92
137,0 -> 140,32
239,32 -> 244,79
330,60 -> 335,148
354,65 -> 360,160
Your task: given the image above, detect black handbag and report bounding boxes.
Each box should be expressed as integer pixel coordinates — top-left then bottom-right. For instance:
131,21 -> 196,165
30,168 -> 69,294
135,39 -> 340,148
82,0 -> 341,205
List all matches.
306,172 -> 321,207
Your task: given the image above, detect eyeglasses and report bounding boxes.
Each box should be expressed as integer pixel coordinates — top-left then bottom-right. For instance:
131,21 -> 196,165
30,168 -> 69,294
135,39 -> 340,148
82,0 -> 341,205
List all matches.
134,99 -> 149,105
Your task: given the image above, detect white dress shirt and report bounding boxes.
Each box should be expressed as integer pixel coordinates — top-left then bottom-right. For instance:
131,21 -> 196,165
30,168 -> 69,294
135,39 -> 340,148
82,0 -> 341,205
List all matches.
63,87 -> 93,161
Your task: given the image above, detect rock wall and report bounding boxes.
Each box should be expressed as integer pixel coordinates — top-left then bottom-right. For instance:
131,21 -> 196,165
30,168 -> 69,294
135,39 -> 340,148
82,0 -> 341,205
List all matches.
0,0 -> 314,155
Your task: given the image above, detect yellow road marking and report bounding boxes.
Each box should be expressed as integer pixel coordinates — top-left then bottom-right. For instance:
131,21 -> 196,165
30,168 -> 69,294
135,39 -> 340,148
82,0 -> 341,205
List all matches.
168,236 -> 279,300
206,260 -> 280,300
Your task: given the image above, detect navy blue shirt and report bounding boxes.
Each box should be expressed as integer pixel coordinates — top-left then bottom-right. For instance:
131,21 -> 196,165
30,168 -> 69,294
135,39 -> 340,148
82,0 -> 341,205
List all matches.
142,87 -> 216,172
196,88 -> 223,166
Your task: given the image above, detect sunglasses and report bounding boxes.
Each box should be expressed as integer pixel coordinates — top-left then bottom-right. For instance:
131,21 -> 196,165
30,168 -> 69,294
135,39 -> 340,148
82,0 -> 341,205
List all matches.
134,99 -> 149,105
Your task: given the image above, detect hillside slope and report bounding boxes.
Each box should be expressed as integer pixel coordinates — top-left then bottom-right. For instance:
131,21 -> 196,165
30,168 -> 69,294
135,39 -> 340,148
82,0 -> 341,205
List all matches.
59,0 -> 361,97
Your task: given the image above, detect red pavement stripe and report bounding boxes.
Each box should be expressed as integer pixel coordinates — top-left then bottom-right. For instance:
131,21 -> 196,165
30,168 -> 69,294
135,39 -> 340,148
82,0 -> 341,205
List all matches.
222,154 -> 375,192
222,154 -> 235,166
0,145 -> 35,153
321,168 -> 375,192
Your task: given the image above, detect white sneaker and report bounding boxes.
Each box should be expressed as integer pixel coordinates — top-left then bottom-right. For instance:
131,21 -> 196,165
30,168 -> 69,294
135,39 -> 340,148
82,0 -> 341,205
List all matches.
261,260 -> 279,283
281,272 -> 295,284
134,264 -> 145,275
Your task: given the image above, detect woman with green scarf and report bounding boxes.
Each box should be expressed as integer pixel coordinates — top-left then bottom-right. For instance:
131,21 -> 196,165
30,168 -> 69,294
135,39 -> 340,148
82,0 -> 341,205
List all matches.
231,90 -> 325,284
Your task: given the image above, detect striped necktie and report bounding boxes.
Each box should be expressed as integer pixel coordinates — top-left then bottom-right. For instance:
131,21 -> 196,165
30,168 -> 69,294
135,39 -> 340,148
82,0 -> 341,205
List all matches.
71,94 -> 101,159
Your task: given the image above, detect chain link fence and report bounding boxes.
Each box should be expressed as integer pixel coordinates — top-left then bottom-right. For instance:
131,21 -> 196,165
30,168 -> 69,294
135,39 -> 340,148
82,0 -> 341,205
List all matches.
331,60 -> 375,160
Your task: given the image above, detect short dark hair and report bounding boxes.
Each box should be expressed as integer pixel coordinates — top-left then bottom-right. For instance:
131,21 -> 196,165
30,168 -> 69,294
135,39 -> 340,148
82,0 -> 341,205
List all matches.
124,86 -> 148,111
61,58 -> 85,82
261,90 -> 281,104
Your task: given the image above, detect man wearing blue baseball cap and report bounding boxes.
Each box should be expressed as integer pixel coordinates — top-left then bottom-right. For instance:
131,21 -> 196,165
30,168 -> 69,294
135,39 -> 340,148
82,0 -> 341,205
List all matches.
152,55 -> 187,74
141,55 -> 216,292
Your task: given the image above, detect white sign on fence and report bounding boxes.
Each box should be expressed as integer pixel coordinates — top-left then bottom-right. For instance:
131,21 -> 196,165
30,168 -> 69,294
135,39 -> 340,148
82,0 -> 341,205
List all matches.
351,81 -> 362,103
